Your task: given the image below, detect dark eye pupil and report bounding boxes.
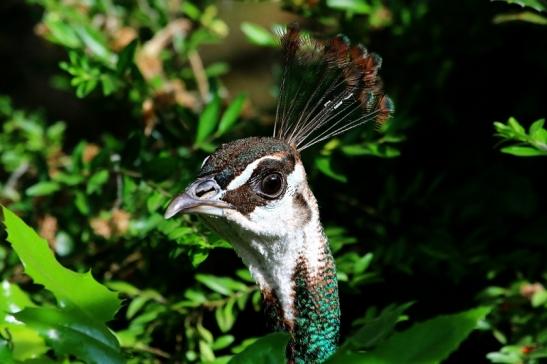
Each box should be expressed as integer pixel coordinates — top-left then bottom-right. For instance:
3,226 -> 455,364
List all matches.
261,173 -> 282,196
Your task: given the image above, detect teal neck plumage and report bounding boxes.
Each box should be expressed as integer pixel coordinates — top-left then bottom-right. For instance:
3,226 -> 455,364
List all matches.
289,245 -> 340,363
264,243 -> 340,363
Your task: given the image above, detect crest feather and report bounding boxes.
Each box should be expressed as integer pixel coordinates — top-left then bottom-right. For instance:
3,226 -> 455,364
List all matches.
273,24 -> 394,151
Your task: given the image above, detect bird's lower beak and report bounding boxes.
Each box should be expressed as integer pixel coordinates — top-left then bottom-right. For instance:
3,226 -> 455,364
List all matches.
164,178 -> 232,219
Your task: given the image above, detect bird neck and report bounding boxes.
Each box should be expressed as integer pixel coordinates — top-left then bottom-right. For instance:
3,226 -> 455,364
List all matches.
285,241 -> 340,364
236,210 -> 340,363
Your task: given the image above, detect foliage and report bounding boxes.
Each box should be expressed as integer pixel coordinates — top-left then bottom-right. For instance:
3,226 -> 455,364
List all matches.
494,118 -> 547,157
0,0 -> 546,363
1,205 -> 123,363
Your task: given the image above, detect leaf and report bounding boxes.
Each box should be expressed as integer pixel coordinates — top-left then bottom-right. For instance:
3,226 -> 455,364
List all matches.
116,39 -> 138,74
344,302 -> 414,351
228,333 -> 290,364
196,96 -> 221,146
507,117 -> 526,136
43,14 -> 81,48
87,170 -> 110,194
493,11 -> 547,24
15,307 -> 124,364
213,335 -> 235,351
492,0 -> 547,12
196,274 -> 244,295
326,0 -> 373,14
240,23 -> 278,47
529,119 -> 545,134
500,145 -> 546,156
315,156 -> 348,183
0,340 -> 14,364
26,181 -> 60,196
329,307 -> 491,364
0,281 -> 48,361
1,206 -> 121,322
531,290 -> 547,307
216,93 -> 247,136
215,298 -> 236,333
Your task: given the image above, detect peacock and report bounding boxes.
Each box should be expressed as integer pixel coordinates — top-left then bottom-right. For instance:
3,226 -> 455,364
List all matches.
164,24 -> 393,363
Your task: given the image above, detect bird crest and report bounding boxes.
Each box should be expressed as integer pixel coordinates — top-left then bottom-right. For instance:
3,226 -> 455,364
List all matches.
273,24 -> 394,151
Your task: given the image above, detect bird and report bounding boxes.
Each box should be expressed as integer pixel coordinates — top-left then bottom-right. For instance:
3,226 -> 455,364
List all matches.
164,24 -> 393,364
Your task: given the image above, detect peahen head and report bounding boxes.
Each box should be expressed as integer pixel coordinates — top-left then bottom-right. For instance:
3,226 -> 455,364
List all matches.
165,24 -> 393,363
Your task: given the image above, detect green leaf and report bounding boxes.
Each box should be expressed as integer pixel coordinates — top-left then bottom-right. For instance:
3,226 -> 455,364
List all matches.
493,11 -> 547,24
240,23 -> 278,47
195,274 -> 247,295
215,298 -> 236,333
0,281 -> 48,361
228,333 -> 289,364
116,39 -> 138,74
529,119 -> 546,139
492,0 -> 547,12
326,0 -> 373,14
1,206 -> 121,322
507,117 -> 526,136
0,339 -> 14,364
315,156 -> 347,183
87,170 -> 110,194
44,14 -> 81,48
0,280 -> 36,320
329,307 -> 491,364
196,96 -> 221,146
531,290 -> 547,307
15,307 -> 124,364
500,145 -> 546,156
213,335 -> 235,351
344,302 -> 414,351
216,94 -> 246,136
26,181 -> 60,197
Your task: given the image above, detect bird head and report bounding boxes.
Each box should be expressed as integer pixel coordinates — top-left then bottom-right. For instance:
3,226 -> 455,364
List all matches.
164,137 -> 313,241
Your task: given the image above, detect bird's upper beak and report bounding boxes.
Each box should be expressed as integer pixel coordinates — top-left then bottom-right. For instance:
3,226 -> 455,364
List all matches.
164,177 -> 233,219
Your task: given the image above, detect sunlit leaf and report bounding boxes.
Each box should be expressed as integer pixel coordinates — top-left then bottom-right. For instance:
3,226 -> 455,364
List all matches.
26,181 -> 60,197
196,95 -> 221,146
87,170 -> 110,194
15,307 -> 124,364
326,0 -> 373,14
1,206 -> 121,322
0,281 -> 48,361
329,307 -> 491,364
501,145 -> 546,156
240,23 -> 278,47
217,93 -> 247,136
315,156 -> 347,183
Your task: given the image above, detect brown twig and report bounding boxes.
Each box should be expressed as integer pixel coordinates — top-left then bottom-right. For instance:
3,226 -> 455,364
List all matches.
188,51 -> 209,101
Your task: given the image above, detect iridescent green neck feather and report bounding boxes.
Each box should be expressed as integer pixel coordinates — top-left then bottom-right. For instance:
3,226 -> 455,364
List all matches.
261,239 -> 340,363
288,245 -> 340,363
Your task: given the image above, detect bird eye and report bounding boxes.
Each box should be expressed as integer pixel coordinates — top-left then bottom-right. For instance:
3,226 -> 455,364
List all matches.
258,172 -> 284,198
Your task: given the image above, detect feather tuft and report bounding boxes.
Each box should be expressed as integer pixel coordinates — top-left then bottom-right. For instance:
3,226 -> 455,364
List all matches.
273,24 -> 394,151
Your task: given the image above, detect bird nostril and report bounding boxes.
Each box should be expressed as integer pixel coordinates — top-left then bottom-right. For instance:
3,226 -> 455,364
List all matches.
194,180 -> 217,198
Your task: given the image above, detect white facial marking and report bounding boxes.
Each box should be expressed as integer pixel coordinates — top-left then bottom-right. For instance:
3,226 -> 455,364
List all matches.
226,156 -> 283,191
201,155 -> 210,169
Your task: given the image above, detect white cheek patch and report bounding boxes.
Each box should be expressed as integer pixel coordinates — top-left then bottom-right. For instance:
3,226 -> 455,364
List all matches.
247,162 -> 307,233
226,156 -> 283,191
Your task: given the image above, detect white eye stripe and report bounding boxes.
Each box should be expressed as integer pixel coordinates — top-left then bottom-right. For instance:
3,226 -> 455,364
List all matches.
201,156 -> 210,169
226,156 -> 283,191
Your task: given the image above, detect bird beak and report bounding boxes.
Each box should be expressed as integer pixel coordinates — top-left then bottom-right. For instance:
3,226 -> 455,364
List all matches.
164,178 -> 233,219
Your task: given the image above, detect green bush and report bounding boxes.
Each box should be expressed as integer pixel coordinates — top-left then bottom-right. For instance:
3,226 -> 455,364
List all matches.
1,0 -> 546,362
